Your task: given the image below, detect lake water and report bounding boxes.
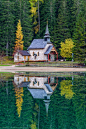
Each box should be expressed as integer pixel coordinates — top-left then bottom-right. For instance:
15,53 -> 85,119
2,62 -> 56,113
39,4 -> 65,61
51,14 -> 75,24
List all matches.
0,72 -> 86,129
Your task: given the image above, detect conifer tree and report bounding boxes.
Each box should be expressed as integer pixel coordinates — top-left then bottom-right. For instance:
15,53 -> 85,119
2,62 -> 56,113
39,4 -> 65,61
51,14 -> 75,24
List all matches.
57,0 -> 71,43
12,0 -> 33,50
39,0 -> 57,41
66,0 -> 77,38
29,0 -> 43,34
21,0 -> 33,49
73,0 -> 86,62
0,1 -> 15,56
14,19 -> 24,52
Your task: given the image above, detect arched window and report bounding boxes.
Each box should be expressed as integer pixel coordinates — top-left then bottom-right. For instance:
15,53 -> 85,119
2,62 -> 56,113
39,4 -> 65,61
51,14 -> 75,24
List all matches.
37,82 -> 39,86
38,52 -> 39,56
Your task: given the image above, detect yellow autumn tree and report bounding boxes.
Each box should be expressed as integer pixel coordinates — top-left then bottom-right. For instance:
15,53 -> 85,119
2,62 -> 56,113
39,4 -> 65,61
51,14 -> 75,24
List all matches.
14,83 -> 24,117
30,121 -> 37,129
29,0 -> 43,33
14,19 -> 24,52
60,80 -> 75,99
29,0 -> 43,16
60,38 -> 74,58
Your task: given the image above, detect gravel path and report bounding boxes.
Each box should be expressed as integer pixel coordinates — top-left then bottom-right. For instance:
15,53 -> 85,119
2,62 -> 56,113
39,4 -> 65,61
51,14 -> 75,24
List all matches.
0,65 -> 86,73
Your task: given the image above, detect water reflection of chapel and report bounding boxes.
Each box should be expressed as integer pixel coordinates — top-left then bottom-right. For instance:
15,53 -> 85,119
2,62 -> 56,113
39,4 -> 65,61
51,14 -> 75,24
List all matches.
14,74 -> 58,113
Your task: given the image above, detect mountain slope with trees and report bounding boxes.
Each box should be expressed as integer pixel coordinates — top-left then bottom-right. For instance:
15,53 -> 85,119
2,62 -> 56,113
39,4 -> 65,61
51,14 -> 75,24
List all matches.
0,0 -> 86,62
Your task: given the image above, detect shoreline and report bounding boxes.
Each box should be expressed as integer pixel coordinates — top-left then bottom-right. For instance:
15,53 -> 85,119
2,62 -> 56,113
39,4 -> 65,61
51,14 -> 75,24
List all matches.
0,65 -> 86,73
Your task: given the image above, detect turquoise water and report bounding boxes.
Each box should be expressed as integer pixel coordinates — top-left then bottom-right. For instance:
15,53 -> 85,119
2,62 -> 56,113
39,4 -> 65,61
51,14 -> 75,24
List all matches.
0,72 -> 86,129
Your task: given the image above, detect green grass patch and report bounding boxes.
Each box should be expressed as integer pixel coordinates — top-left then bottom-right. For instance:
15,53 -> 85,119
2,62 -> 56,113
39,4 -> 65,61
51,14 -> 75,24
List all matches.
25,61 -> 80,67
0,72 -> 14,81
0,56 -> 15,65
0,65 -> 11,66
13,71 -> 86,78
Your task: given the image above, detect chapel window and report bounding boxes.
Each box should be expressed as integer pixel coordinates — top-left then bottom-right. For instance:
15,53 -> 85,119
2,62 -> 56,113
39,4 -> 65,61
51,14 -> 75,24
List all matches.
37,82 -> 39,86
38,52 -> 39,56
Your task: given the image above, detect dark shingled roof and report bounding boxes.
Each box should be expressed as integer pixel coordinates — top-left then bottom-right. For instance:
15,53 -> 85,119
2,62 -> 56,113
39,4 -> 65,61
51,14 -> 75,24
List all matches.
27,88 -> 47,99
44,45 -> 53,55
44,84 -> 53,92
27,39 -> 47,50
27,83 -> 53,99
18,82 -> 30,87
18,50 -> 30,56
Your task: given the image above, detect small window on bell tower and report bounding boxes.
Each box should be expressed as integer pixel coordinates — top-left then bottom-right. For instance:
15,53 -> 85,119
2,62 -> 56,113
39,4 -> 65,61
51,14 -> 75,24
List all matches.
45,37 -> 47,41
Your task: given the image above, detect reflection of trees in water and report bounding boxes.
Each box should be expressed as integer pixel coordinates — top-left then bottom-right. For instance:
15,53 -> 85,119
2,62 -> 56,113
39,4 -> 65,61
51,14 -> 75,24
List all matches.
39,77 -> 85,129
0,75 -> 85,129
30,120 -> 37,129
14,83 -> 24,117
0,73 -> 6,87
0,80 -> 16,128
60,80 -> 75,99
72,77 -> 86,129
30,102 -> 39,129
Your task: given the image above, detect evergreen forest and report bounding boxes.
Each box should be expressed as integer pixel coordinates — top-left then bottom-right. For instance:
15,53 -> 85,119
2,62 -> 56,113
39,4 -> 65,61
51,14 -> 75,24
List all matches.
0,0 -> 86,61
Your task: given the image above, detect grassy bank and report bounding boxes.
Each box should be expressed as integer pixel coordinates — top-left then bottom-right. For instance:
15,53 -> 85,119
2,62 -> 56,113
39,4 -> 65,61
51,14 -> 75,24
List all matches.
0,65 -> 11,66
0,72 -> 14,81
17,61 -> 85,68
1,71 -> 86,78
0,56 -> 15,65
28,61 -> 78,67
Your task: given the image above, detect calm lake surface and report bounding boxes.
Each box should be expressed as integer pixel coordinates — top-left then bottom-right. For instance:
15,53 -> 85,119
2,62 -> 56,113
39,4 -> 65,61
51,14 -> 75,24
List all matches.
0,72 -> 86,129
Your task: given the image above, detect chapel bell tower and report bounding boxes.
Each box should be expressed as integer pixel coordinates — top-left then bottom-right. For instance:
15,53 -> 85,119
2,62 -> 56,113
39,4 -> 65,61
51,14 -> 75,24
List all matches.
44,21 -> 51,42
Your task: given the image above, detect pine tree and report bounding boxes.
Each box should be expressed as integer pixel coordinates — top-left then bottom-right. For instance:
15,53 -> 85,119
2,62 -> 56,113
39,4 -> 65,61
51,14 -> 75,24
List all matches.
57,0 -> 71,43
21,0 -> 33,50
40,0 -> 57,42
14,19 -> 24,52
29,0 -> 43,35
12,0 -> 33,50
0,1 -> 15,56
66,0 -> 77,38
73,0 -> 86,62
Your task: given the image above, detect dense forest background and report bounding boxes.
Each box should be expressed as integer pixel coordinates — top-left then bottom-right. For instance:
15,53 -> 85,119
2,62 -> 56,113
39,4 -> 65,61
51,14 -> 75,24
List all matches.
0,0 -> 86,61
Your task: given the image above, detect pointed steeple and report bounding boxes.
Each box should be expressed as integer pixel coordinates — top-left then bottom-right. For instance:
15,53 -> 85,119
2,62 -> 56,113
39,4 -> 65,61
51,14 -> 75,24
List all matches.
43,99 -> 50,115
43,94 -> 51,115
44,21 -> 51,43
45,21 -> 50,35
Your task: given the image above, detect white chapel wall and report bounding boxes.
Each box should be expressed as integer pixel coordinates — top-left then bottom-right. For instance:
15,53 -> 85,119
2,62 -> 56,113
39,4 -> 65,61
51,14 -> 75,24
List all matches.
14,52 -> 24,62
29,49 -> 44,61
28,43 -> 52,61
14,75 -> 28,85
14,52 -> 28,62
29,77 -> 47,88
29,77 -> 51,94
